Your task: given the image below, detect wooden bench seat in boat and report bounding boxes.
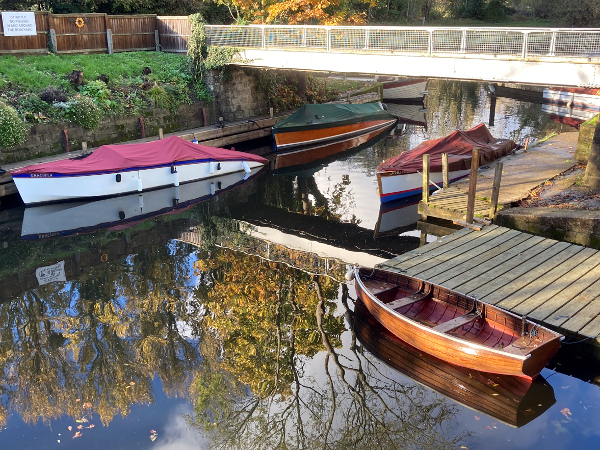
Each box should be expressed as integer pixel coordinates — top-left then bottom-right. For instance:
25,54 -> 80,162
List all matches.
433,313 -> 481,334
385,292 -> 429,310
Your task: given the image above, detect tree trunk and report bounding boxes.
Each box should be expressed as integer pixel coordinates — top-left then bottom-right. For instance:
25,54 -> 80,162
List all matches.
584,119 -> 600,188
297,72 -> 307,100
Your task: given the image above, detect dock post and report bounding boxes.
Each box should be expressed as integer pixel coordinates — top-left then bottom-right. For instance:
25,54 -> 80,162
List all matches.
489,162 -> 503,219
422,154 -> 430,220
81,141 -> 88,154
489,92 -> 497,126
442,153 -> 449,188
158,128 -> 163,139
465,148 -> 480,224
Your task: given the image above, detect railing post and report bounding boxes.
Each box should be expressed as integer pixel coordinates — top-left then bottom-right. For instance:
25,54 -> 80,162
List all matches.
460,29 -> 467,53
302,27 -> 307,48
428,30 -> 433,55
326,28 -> 331,52
364,28 -> 370,50
521,31 -> 528,59
549,31 -> 557,57
261,25 -> 266,50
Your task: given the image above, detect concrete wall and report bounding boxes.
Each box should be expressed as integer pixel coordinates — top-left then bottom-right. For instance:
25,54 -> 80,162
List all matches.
207,68 -> 268,122
496,207 -> 600,249
0,68 -> 268,165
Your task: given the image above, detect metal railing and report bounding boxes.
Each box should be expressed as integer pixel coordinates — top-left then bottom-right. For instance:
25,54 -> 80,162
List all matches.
205,25 -> 600,61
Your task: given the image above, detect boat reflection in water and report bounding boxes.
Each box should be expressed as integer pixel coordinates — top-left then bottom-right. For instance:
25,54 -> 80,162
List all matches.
21,167 -> 265,240
374,195 -> 421,237
352,299 -> 556,428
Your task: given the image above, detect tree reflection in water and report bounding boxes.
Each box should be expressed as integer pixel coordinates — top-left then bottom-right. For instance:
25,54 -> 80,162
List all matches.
0,215 -> 468,448
192,249 -> 469,449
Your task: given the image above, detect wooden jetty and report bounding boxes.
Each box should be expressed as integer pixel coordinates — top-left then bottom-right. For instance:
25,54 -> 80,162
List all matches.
378,224 -> 600,345
0,111 -> 287,203
419,149 -> 503,229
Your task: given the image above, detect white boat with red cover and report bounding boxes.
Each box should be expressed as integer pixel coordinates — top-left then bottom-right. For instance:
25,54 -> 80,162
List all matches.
11,136 -> 268,205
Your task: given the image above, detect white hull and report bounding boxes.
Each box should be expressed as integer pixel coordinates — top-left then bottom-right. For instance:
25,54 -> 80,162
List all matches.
378,169 -> 471,203
384,103 -> 427,126
14,159 -> 264,205
374,200 -> 420,236
383,80 -> 428,99
21,167 -> 263,239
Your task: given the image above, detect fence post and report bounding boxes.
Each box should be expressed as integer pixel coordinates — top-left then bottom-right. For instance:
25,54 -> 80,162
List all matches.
460,29 -> 467,53
364,28 -> 370,50
155,30 -> 160,52
549,31 -> 557,57
49,29 -> 58,54
521,31 -> 528,59
106,29 -> 113,54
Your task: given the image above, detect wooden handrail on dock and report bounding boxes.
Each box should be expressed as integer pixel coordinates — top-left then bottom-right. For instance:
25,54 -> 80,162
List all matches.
418,149 -> 503,227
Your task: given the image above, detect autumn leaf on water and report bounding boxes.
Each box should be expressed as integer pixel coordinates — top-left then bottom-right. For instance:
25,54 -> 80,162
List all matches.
83,402 -> 92,409
150,430 -> 157,434
474,416 -> 480,421
461,447 -> 468,449
150,435 -> 157,442
560,408 -> 572,418
561,385 -> 569,389
484,426 -> 493,430
73,431 -> 82,439
77,425 -> 83,430
130,381 -> 136,386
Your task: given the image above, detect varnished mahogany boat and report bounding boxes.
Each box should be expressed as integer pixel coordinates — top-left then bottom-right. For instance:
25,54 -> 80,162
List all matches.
353,267 -> 563,379
272,103 -> 397,159
352,300 -> 555,427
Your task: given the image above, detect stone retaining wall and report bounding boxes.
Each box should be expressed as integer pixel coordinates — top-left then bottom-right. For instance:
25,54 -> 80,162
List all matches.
495,207 -> 600,249
576,115 -> 599,164
0,68 -> 268,165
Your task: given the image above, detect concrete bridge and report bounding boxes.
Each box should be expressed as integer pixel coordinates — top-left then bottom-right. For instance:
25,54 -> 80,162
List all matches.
205,25 -> 600,88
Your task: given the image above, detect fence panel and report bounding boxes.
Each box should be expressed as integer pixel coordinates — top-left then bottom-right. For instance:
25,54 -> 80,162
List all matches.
156,16 -> 190,52
50,13 -> 108,53
0,11 -> 49,54
109,15 -> 156,52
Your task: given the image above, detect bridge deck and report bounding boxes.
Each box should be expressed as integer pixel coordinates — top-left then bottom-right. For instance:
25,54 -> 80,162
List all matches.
378,224 -> 600,344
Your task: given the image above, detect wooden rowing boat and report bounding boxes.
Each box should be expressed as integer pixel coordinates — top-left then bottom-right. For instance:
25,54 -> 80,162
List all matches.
352,266 -> 563,379
352,299 -> 556,427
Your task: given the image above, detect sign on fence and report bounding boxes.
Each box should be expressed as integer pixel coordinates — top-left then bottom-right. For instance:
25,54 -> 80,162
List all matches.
35,260 -> 66,286
1,11 -> 37,36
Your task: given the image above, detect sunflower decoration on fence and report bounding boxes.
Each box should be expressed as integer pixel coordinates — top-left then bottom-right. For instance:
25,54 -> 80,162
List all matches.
75,17 -> 85,28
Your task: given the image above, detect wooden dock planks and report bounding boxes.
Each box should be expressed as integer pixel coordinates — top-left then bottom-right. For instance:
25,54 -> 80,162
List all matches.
378,225 -> 600,344
419,186 -> 493,222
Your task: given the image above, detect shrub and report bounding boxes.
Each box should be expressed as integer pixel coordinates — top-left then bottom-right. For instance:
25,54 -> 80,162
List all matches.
61,95 -> 103,130
0,101 -> 27,148
39,86 -> 67,103
145,85 -> 174,110
18,94 -> 48,113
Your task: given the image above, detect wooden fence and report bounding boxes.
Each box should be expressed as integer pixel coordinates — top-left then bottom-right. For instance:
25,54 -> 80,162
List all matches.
0,12 -> 191,55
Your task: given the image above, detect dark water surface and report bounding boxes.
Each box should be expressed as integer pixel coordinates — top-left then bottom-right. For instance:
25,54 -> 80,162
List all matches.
0,80 -> 597,450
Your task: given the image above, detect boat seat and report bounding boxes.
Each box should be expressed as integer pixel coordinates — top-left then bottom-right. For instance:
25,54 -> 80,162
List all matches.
386,292 -> 428,310
433,312 -> 481,334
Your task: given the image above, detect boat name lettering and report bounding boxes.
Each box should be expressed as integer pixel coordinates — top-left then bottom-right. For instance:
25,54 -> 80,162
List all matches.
31,173 -> 53,178
38,232 -> 61,239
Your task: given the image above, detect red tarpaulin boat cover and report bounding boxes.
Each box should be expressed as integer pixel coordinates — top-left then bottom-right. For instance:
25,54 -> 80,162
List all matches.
12,136 -> 267,175
377,124 -> 519,174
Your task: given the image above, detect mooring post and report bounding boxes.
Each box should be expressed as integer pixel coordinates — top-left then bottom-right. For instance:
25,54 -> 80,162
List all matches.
442,153 -> 449,188
489,92 -> 497,126
422,153 -> 430,204
202,107 -> 207,127
489,162 -> 503,219
270,107 -> 273,119
158,128 -> 163,139
466,148 -> 480,224
81,141 -> 88,154
419,230 -> 428,247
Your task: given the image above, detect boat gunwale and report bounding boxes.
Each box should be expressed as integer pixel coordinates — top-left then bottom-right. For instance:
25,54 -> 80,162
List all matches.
354,267 -> 563,361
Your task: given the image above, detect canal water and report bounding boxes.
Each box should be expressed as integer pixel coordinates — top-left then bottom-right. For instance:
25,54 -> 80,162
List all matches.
0,80 -> 598,450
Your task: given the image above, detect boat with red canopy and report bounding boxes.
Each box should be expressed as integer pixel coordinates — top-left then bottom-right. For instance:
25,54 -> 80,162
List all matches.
12,136 -> 268,205
352,266 -> 563,379
377,124 -> 518,203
